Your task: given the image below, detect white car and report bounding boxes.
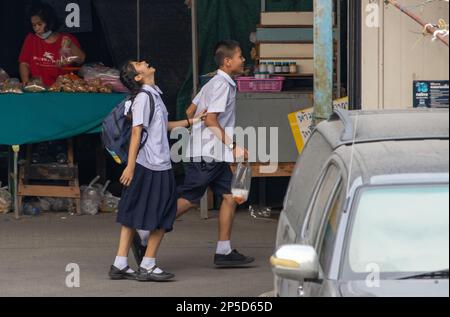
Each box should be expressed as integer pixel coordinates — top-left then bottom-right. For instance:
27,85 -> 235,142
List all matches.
271,109 -> 449,297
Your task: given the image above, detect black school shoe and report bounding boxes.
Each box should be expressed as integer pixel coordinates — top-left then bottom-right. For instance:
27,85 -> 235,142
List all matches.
214,250 -> 255,267
109,265 -> 137,280
131,234 -> 146,266
136,267 -> 175,282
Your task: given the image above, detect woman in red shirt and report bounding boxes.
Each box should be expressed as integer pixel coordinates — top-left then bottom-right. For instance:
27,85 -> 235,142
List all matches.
19,4 -> 86,87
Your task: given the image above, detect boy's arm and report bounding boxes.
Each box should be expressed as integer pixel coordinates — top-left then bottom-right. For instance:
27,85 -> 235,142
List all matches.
204,113 -> 248,160
168,109 -> 207,131
186,103 -> 198,119
120,125 -> 142,187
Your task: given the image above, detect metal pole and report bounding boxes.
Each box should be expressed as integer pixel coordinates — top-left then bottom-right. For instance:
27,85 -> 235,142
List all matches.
137,0 -> 141,60
12,145 -> 19,219
261,0 -> 266,13
191,0 -> 200,95
313,0 -> 334,124
191,0 -> 208,219
336,0 -> 342,98
386,0 -> 449,47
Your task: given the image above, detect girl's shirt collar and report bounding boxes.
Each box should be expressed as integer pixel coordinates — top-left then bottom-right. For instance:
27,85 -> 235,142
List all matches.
142,84 -> 163,95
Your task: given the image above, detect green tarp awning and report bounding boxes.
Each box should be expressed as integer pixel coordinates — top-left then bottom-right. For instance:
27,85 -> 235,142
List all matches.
0,93 -> 125,145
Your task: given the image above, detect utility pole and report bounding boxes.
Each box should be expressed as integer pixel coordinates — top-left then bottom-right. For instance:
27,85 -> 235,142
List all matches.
313,0 -> 334,125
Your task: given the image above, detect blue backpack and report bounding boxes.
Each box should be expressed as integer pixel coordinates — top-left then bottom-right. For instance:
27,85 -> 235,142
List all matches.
102,90 -> 155,165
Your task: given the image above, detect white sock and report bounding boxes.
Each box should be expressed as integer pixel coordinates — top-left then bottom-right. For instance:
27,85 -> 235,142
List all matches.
216,241 -> 232,255
114,256 -> 134,273
137,230 -> 150,246
140,257 -> 163,274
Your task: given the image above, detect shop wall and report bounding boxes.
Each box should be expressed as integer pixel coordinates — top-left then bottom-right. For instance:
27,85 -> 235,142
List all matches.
361,0 -> 449,110
175,0 -> 313,119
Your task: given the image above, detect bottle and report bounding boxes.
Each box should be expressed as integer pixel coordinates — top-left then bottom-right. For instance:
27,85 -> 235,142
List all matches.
267,62 -> 275,74
275,62 -> 282,74
23,203 -> 40,216
282,62 -> 290,74
289,62 -> 298,74
259,62 -> 267,73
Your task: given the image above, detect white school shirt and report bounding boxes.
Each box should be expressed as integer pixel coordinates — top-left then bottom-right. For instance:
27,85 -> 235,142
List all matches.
186,70 -> 237,163
130,84 -> 172,171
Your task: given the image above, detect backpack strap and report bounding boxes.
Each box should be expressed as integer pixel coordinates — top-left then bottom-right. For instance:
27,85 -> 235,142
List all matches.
136,89 -> 156,149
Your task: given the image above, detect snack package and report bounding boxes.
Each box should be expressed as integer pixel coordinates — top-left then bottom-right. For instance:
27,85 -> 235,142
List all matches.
0,78 -> 23,94
0,184 -> 11,214
48,74 -> 112,94
231,162 -> 253,205
80,63 -> 129,93
23,77 -> 47,93
0,68 -> 9,84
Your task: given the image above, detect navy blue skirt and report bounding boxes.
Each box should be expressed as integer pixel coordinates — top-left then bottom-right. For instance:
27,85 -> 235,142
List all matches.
117,164 -> 177,232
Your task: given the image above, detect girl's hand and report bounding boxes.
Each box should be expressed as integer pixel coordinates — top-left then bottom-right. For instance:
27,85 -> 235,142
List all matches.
120,166 -> 135,187
192,109 -> 207,125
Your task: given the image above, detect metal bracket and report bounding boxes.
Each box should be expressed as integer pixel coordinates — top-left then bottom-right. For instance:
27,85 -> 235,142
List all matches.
331,108 -> 354,142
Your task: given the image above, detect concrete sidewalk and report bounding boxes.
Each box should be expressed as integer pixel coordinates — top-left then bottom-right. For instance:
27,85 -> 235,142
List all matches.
0,210 -> 278,297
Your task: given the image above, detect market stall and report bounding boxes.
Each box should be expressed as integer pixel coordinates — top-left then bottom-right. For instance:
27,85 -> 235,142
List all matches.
0,92 -> 124,218
0,62 -> 127,219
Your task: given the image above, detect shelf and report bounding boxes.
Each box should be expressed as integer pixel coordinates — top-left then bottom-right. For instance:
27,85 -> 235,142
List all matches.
257,24 -> 314,28
257,24 -> 339,29
256,56 -> 314,60
282,74 -> 314,78
256,40 -> 313,44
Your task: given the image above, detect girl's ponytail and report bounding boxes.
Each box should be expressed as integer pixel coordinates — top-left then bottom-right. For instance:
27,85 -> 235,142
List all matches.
120,61 -> 141,100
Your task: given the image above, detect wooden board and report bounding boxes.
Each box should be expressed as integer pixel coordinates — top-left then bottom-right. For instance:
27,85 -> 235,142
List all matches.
17,139 -> 82,216
261,12 -> 314,26
18,185 -> 80,198
259,43 -> 314,59
257,27 -> 340,42
231,162 -> 295,178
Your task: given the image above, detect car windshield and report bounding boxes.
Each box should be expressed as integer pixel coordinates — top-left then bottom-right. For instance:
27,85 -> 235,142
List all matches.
345,184 -> 449,279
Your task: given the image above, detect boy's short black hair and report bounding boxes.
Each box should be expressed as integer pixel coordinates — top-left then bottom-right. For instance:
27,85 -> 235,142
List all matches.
214,40 -> 241,67
29,3 -> 60,32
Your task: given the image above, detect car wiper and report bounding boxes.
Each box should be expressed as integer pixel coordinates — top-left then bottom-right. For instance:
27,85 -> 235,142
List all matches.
397,269 -> 449,280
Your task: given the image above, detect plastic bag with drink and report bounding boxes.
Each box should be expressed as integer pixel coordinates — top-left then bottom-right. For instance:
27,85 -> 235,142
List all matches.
231,162 -> 252,205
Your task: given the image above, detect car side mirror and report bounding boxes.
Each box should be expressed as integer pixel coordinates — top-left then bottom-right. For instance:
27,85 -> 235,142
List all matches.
270,245 -> 319,282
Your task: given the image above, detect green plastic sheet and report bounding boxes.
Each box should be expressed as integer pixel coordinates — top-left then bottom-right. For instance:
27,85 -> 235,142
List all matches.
0,93 -> 125,145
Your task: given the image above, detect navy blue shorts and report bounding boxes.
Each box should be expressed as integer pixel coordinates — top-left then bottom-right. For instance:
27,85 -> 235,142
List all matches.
178,160 -> 233,204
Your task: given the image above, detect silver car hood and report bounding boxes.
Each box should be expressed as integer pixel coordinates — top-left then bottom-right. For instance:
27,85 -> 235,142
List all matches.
339,280 -> 449,297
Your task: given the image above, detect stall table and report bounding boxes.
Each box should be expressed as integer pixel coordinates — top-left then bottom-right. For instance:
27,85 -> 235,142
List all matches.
0,92 -> 125,218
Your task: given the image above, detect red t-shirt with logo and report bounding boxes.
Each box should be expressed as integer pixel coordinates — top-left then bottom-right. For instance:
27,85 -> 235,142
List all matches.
19,33 -> 81,87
